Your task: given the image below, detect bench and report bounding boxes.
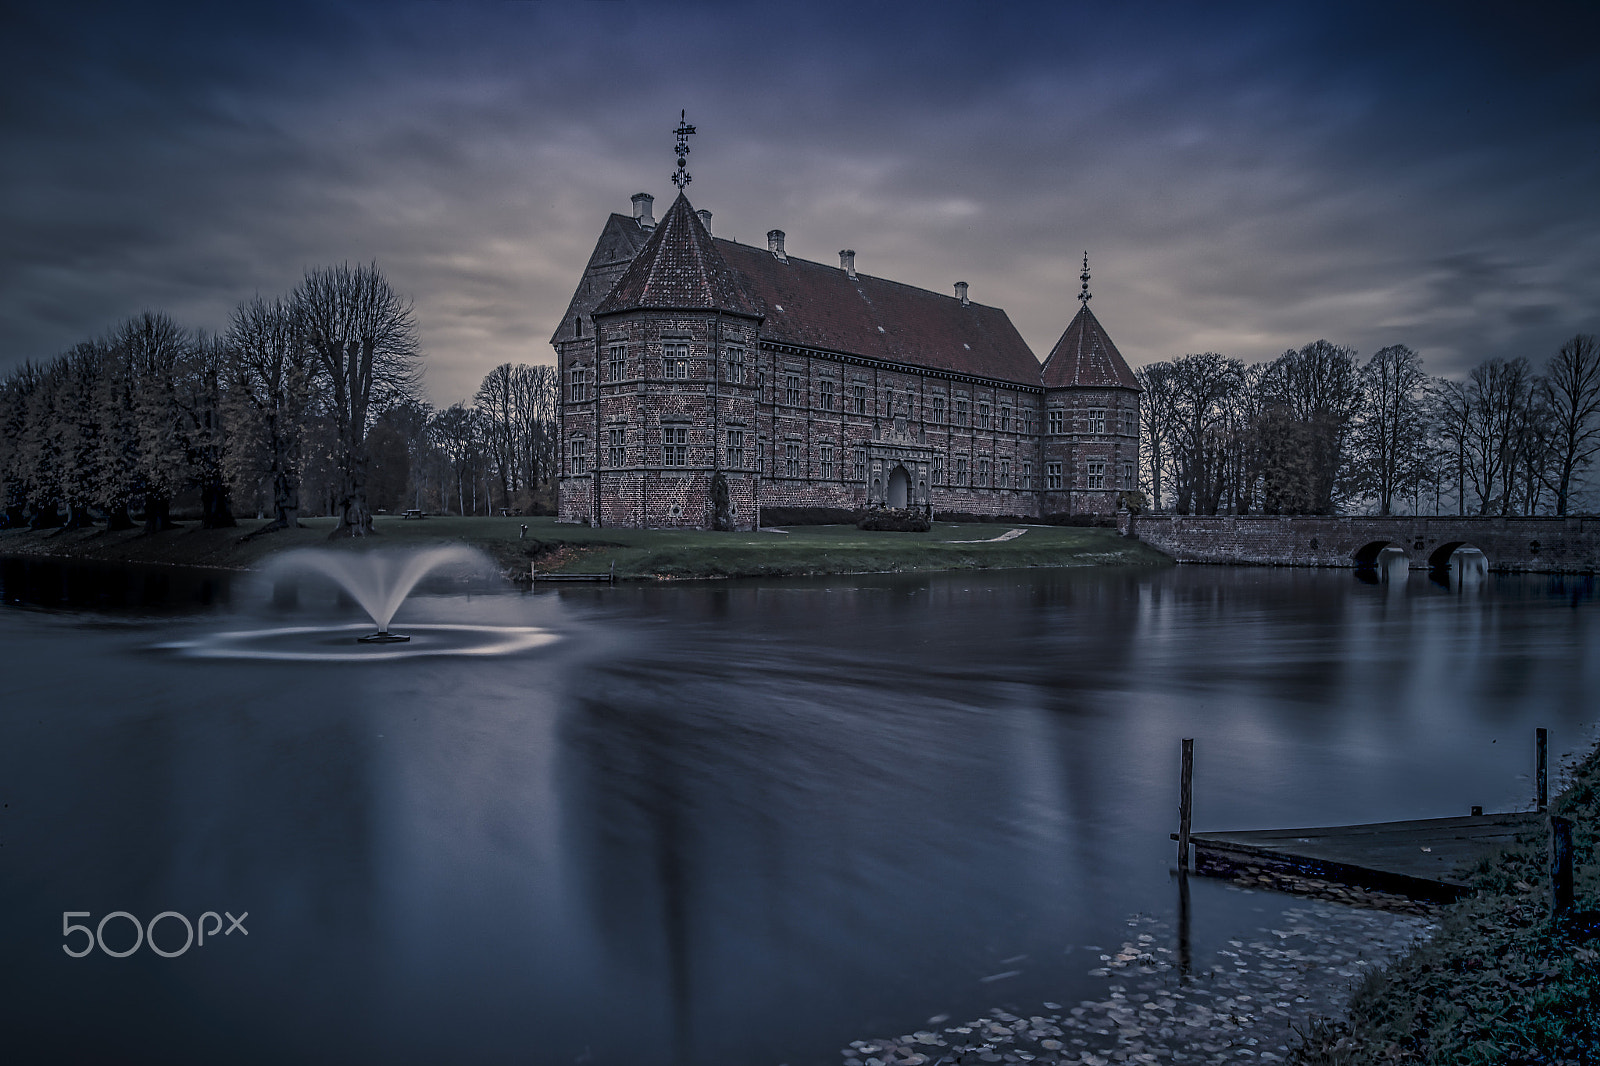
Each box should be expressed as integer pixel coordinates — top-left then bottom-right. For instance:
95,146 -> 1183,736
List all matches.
401,509 -> 426,519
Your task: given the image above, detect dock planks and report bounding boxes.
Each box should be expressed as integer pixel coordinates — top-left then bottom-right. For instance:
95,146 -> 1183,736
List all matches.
1176,811 -> 1546,901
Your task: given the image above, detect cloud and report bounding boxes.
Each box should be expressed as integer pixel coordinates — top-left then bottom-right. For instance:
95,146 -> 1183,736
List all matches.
1,0 -> 1597,405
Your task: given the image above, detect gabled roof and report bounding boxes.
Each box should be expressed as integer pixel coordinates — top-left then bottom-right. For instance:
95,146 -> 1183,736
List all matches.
1041,303 -> 1140,390
593,193 -> 761,318
549,212 -> 654,344
714,239 -> 1042,386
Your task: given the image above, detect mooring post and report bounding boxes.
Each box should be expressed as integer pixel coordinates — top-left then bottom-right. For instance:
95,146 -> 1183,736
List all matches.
1536,727 -> 1549,811
1176,866 -> 1192,981
1551,815 -> 1574,918
1178,738 -> 1194,870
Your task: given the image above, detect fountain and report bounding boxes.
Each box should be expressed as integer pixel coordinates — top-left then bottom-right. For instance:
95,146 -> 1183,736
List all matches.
266,544 -> 489,643
157,544 -> 560,661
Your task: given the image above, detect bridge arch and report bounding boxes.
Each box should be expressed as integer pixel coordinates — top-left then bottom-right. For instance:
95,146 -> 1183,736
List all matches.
1428,541 -> 1490,571
1352,540 -> 1407,568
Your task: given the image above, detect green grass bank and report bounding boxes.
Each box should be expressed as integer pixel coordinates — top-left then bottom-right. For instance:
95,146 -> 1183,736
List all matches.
0,515 -> 1170,580
1290,744 -> 1600,1065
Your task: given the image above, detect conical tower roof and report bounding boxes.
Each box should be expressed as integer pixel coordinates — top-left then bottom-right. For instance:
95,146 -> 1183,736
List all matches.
1041,303 -> 1139,390
593,193 -> 761,318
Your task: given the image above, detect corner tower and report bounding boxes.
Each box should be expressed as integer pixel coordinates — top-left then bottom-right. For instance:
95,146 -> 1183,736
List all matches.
558,192 -> 764,527
1038,257 -> 1141,515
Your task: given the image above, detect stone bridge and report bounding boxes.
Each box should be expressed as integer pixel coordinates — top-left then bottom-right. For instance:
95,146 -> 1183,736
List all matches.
1123,514 -> 1600,572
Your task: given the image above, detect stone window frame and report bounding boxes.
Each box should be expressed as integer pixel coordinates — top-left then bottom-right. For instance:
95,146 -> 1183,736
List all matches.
998,456 -> 1012,488
820,442 -> 834,479
784,441 -> 801,478
663,338 -> 691,380
570,436 -> 589,476
1045,461 -> 1063,490
607,425 -> 626,468
852,383 -> 868,415
726,346 -> 746,385
1122,461 -> 1135,490
852,446 -> 867,481
818,378 -> 835,411
931,395 -> 946,424
1047,408 -> 1065,435
1020,459 -> 1033,490
955,397 -> 969,427
999,406 -> 1011,432
932,454 -> 944,484
1121,408 -> 1137,436
726,428 -> 745,469
955,455 -> 969,485
569,367 -> 589,403
976,456 -> 991,486
606,343 -> 626,383
662,426 -> 688,467
785,373 -> 803,407
977,402 -> 991,430
1086,460 -> 1106,490
1086,407 -> 1107,435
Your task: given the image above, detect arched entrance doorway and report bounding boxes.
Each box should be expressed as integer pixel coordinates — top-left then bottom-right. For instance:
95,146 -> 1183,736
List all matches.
887,466 -> 910,508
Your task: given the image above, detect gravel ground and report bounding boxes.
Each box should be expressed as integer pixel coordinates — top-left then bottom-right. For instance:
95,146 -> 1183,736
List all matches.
833,882 -> 1437,1066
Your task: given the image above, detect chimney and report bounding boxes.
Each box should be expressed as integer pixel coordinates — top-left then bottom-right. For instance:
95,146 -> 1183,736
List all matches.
631,192 -> 655,227
955,281 -> 969,306
696,209 -> 713,234
839,249 -> 856,278
767,229 -> 786,261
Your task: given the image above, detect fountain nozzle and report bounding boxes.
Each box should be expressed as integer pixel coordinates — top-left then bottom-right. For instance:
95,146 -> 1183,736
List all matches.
358,631 -> 411,644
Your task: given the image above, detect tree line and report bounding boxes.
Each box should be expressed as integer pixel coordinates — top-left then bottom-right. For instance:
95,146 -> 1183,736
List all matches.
0,262 -> 561,536
1136,334 -> 1600,516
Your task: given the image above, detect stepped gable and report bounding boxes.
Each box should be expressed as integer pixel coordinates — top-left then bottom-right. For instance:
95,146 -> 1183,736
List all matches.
715,239 -> 1042,386
593,193 -> 760,318
549,212 -> 654,344
1041,303 -> 1140,390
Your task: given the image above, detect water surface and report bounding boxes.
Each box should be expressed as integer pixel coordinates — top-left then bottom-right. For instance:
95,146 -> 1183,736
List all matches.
1,561 -> 1593,1064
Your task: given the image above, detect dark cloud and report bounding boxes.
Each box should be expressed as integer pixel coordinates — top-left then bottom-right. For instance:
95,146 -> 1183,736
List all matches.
2,0 -> 1597,403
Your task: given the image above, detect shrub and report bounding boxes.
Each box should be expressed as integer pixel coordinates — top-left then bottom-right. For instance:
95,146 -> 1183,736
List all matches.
857,507 -> 932,532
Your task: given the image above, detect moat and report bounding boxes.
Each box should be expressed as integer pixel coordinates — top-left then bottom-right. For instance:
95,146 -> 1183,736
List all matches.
1,561 -> 1594,1065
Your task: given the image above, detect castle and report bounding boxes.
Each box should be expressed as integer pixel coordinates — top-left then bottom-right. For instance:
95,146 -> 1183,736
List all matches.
552,186 -> 1140,530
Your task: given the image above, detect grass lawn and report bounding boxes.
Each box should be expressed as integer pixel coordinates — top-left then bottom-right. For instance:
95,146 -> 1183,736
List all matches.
0,514 -> 1171,580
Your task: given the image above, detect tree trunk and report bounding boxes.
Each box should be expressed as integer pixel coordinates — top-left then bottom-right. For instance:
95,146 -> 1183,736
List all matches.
62,504 -> 95,530
143,494 -> 178,533
200,483 -> 237,529
104,502 -> 135,531
30,502 -> 64,529
331,453 -> 374,538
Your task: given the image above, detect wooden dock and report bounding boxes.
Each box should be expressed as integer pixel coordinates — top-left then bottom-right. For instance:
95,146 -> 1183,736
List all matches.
531,561 -> 615,584
1175,811 -> 1546,902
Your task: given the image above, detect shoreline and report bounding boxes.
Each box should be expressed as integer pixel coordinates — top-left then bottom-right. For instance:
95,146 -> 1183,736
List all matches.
0,515 -> 1172,583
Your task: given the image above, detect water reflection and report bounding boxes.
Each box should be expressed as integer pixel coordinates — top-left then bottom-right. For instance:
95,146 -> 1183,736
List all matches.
0,563 -> 1595,1065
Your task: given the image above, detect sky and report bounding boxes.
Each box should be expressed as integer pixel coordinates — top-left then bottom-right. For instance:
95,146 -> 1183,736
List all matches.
2,0 -> 1597,407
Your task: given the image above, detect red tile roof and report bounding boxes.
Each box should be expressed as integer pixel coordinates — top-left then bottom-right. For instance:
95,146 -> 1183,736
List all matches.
594,193 -> 761,318
714,236 -> 1043,386
1041,304 -> 1140,390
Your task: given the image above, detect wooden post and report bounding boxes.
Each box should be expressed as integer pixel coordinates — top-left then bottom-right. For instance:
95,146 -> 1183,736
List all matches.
1536,728 -> 1549,811
1178,738 -> 1194,870
1551,815 -> 1574,918
1471,805 -> 1483,817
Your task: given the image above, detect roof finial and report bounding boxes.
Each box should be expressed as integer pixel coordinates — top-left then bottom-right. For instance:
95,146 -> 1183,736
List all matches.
1079,251 -> 1092,305
671,110 -> 696,190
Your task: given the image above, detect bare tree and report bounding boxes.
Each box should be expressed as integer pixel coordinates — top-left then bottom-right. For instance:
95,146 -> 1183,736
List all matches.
1351,344 -> 1429,514
292,263 -> 421,537
1541,334 -> 1600,515
1256,341 -> 1361,514
1136,362 -> 1180,511
226,295 -> 321,532
1168,353 -> 1246,515
122,312 -> 192,532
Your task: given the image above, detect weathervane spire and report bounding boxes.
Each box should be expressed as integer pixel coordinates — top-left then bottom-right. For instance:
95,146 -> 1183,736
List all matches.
671,110 -> 696,190
1078,251 -> 1092,305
